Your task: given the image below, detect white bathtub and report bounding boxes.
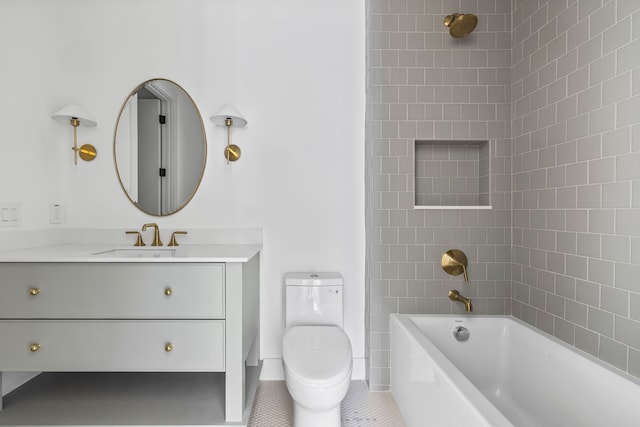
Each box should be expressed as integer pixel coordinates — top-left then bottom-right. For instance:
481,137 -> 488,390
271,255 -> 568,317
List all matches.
390,314 -> 640,427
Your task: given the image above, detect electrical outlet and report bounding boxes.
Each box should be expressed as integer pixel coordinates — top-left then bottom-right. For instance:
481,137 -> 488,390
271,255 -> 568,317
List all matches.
49,203 -> 65,224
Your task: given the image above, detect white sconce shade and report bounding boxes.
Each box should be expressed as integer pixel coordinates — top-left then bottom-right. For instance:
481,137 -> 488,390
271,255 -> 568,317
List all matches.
210,105 -> 247,127
52,104 -> 98,165
51,104 -> 97,127
210,105 -> 248,163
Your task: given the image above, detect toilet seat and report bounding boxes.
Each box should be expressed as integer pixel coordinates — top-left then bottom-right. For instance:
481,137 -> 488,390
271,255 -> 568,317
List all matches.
283,325 -> 352,388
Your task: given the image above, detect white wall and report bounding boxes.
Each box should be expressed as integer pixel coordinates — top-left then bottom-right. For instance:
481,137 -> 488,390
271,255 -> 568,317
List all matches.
0,0 -> 366,376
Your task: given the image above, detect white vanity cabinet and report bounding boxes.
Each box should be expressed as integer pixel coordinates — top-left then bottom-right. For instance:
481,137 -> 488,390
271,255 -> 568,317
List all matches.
0,247 -> 260,425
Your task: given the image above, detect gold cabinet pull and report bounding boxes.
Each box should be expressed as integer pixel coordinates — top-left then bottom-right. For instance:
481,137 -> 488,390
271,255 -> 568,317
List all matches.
164,287 -> 173,296
30,343 -> 41,352
29,288 -> 41,296
165,343 -> 173,352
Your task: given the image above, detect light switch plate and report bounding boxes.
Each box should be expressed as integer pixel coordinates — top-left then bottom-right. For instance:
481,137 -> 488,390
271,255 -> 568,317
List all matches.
0,203 -> 21,227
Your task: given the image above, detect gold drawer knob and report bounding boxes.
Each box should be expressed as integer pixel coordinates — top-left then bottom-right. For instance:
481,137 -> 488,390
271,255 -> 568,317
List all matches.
29,288 -> 41,296
164,287 -> 173,296
165,343 -> 173,352
30,343 -> 41,352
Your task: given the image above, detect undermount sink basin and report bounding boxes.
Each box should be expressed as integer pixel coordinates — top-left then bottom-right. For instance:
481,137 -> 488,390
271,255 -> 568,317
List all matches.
92,248 -> 176,258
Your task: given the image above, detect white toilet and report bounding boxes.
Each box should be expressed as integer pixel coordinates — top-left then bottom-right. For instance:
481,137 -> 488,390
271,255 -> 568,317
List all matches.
282,272 -> 353,427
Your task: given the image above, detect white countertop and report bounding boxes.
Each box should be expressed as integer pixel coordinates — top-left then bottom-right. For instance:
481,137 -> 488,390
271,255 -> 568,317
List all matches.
0,243 -> 261,263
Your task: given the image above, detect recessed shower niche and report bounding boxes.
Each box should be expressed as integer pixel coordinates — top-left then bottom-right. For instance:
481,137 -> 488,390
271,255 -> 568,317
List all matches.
414,140 -> 491,209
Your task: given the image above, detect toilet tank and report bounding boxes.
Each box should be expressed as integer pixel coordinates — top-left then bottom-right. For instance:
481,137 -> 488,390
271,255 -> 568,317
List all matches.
285,272 -> 344,329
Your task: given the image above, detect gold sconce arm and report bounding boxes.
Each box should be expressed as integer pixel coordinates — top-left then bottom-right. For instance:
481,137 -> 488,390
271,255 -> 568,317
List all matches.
51,104 -> 98,165
224,118 -> 241,163
210,105 -> 247,165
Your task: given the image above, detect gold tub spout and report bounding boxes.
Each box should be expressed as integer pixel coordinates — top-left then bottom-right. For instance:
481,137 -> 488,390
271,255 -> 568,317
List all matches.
449,290 -> 473,312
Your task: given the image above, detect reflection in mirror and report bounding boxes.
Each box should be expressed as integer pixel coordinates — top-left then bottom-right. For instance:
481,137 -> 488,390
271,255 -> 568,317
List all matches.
114,79 -> 207,216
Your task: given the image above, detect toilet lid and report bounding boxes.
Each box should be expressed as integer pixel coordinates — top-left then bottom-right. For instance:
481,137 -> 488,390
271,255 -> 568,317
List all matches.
283,326 -> 352,387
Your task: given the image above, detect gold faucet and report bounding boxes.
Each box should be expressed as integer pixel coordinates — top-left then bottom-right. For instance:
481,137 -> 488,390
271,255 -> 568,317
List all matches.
142,223 -> 162,246
449,290 -> 473,312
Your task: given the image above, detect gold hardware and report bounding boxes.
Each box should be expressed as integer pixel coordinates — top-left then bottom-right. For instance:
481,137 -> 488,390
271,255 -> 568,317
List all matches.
30,343 -> 41,352
224,145 -> 241,162
126,231 -> 146,246
224,118 -> 241,162
165,287 -> 173,296
442,249 -> 469,281
165,343 -> 173,352
142,223 -> 162,246
449,290 -> 473,312
444,13 -> 478,38
68,119 -> 97,163
70,118 -> 81,165
211,108 -> 247,165
77,144 -> 97,161
29,288 -> 41,296
51,105 -> 97,165
168,231 -> 187,247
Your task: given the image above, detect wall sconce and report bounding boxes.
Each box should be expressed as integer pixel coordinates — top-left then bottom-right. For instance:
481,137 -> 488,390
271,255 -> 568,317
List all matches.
210,105 -> 247,164
51,104 -> 97,165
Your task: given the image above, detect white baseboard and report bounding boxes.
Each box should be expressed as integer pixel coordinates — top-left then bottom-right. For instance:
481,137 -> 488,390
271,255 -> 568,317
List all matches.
259,358 -> 366,381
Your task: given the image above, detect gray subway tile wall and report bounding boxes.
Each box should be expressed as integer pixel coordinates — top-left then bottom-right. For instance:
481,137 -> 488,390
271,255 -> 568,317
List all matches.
366,0 -> 640,390
367,0 -> 513,389
511,0 -> 640,379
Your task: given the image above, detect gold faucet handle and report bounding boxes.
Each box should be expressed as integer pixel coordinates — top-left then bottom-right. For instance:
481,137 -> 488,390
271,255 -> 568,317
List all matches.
126,231 -> 146,246
142,223 -> 162,246
168,231 -> 188,247
441,249 -> 469,281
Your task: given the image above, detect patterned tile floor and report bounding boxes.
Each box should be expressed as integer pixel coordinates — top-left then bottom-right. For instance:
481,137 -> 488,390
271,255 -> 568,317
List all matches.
248,381 -> 407,427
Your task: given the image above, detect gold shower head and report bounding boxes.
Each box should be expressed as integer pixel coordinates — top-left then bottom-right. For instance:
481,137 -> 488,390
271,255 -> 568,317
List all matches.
444,13 -> 478,38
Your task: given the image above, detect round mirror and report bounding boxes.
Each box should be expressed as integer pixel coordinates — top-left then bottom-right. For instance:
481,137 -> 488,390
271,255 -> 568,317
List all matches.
114,79 -> 207,216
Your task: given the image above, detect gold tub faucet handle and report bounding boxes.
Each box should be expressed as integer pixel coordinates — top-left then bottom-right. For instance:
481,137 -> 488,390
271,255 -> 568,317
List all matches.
441,249 -> 469,282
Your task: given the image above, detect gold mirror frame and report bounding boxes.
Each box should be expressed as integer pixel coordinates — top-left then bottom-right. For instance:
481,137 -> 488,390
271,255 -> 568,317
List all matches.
113,78 -> 207,216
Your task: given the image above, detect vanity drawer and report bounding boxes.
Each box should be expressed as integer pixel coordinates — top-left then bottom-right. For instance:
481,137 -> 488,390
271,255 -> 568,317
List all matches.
0,320 -> 225,371
0,263 -> 224,319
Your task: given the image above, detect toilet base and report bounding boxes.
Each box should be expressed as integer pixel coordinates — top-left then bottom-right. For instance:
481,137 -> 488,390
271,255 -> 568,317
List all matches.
292,401 -> 341,427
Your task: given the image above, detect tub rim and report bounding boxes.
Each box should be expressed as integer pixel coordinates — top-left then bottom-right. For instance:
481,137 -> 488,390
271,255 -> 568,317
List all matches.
393,314 -> 640,386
